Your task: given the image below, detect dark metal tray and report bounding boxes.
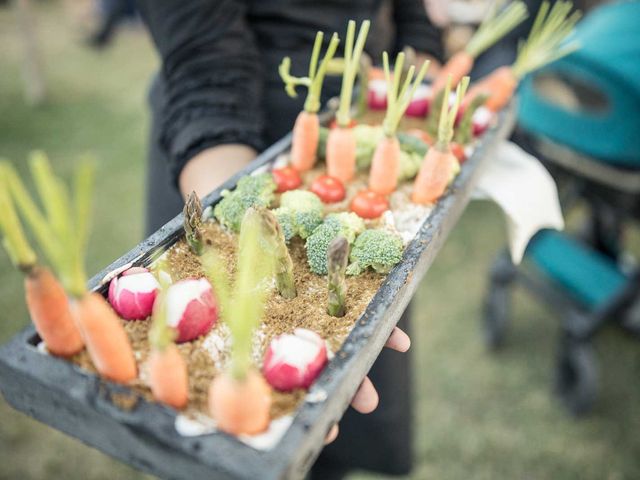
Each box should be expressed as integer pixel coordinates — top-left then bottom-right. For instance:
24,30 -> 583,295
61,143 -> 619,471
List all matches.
0,109 -> 514,480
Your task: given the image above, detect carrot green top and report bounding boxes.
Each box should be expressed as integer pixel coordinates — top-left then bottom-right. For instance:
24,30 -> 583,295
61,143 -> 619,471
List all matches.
512,0 -> 581,79
465,1 -> 529,59
336,20 -> 371,128
0,164 -> 37,271
381,52 -> 430,137
201,207 -> 275,381
279,31 -> 341,114
436,76 -> 470,151
4,152 -> 95,298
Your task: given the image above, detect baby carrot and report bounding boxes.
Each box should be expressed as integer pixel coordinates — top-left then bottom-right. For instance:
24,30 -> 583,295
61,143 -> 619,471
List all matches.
413,76 -> 469,204
463,1 -> 580,112
431,1 -> 528,95
326,20 -> 370,182
0,163 -> 84,357
280,32 -> 340,171
369,52 -> 430,194
202,208 -> 275,435
148,270 -> 188,409
9,152 -> 137,383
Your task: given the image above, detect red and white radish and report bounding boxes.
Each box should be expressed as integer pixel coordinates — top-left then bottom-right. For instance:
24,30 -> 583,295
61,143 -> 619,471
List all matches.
472,106 -> 492,137
367,79 -> 388,111
405,83 -> 431,118
263,328 -> 328,391
108,267 -> 160,320
165,278 -> 218,343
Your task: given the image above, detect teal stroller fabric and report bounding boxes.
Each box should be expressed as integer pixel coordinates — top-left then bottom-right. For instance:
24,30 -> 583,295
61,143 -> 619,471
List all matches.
527,231 -> 629,309
517,1 -> 640,167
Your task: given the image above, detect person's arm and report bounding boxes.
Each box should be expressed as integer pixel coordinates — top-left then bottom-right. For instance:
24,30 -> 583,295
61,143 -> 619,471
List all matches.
392,0 -> 444,75
137,0 -> 264,198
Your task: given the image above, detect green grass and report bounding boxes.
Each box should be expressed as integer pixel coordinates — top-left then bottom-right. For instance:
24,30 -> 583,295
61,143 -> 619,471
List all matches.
1,3 -> 639,479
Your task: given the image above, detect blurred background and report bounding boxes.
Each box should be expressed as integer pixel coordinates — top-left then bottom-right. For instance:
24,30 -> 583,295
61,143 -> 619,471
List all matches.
1,1 -> 639,479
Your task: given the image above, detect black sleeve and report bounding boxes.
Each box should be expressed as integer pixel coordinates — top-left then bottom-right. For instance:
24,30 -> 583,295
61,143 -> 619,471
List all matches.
137,0 -> 265,185
392,0 -> 444,62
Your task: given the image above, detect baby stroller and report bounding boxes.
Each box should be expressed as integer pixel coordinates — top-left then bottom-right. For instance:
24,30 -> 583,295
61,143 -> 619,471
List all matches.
482,1 -> 640,416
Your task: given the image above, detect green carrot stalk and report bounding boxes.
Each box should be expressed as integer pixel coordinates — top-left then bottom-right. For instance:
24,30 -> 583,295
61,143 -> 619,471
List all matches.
454,93 -> 489,145
426,88 -> 446,138
3,155 -> 95,297
466,1 -> 529,58
381,51 -> 430,138
512,1 -> 581,79
0,164 -> 37,272
326,236 -> 349,317
336,20 -> 371,127
183,191 -> 204,256
255,207 -> 296,299
436,76 -> 470,152
279,32 -> 341,113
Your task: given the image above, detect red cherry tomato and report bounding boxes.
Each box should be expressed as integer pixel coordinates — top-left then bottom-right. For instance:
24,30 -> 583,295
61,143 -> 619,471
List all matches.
350,190 -> 389,219
451,143 -> 466,163
310,175 -> 346,203
272,166 -> 302,193
406,128 -> 433,146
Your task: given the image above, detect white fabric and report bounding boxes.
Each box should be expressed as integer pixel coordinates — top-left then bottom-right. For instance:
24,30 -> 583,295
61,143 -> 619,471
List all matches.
472,141 -> 565,264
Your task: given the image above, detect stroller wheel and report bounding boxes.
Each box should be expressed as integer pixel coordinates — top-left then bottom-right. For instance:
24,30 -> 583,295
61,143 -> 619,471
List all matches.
482,284 -> 511,351
554,340 -> 598,416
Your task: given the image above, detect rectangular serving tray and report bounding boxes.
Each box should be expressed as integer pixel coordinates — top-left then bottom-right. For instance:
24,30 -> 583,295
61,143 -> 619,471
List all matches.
0,108 -> 514,480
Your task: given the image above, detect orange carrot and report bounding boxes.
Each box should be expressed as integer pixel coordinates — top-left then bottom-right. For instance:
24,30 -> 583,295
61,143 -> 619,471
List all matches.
326,20 -> 370,183
147,265 -> 188,408
7,153 -> 138,383
202,208 -> 275,435
209,369 -> 271,435
463,66 -> 518,112
411,147 -> 458,204
280,32 -> 340,172
290,110 -> 320,171
149,344 -> 188,409
25,266 -> 84,357
430,2 -> 528,97
369,52 -> 430,194
430,51 -> 474,96
326,126 -> 357,182
413,76 -> 469,204
0,162 -> 84,357
463,1 -> 580,113
71,292 -> 137,383
369,135 -> 400,195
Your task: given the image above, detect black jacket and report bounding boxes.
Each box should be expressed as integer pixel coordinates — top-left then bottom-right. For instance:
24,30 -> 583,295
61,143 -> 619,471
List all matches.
137,0 -> 442,186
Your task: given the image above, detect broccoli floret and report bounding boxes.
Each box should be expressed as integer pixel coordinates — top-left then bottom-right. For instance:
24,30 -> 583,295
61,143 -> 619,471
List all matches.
346,229 -> 404,275
213,173 -> 276,232
397,150 -> 423,181
276,190 -> 324,240
305,212 -> 365,275
273,207 -> 296,242
354,125 -> 384,170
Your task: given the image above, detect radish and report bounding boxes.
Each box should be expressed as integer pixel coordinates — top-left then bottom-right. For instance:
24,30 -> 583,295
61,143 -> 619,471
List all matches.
263,328 -> 328,391
367,79 -> 388,110
164,278 -> 218,343
405,83 -> 431,118
108,267 -> 160,320
472,106 -> 493,136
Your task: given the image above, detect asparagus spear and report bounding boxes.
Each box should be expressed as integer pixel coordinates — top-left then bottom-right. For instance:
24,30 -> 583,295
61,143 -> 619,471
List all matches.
255,207 -> 296,299
327,236 -> 349,317
183,191 -> 204,256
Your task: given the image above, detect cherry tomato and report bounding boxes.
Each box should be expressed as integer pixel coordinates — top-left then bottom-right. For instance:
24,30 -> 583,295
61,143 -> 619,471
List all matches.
406,128 -> 433,146
310,175 -> 346,203
350,190 -> 389,219
272,166 -> 302,193
450,143 -> 466,163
